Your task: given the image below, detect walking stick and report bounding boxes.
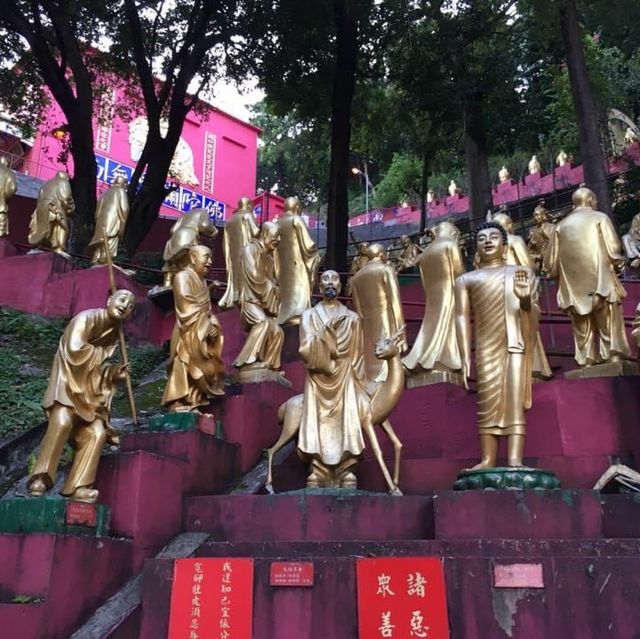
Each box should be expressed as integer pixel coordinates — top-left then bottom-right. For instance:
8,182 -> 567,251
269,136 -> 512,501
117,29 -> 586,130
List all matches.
102,230 -> 138,425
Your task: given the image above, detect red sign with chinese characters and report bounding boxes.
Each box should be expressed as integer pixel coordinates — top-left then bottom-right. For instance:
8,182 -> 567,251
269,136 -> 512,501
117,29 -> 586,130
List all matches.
357,557 -> 450,639
65,501 -> 98,527
167,558 -> 254,639
270,561 -> 314,587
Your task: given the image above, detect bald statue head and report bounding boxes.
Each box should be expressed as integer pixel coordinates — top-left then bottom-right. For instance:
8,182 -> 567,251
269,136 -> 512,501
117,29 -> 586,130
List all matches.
533,203 -> 548,224
492,212 -> 514,235
0,157 -> 8,167
106,289 -> 135,321
319,269 -> 341,300
284,196 -> 302,215
400,235 -> 410,247
236,196 -> 253,213
572,186 -> 598,210
260,221 -> 281,251
433,221 -> 459,241
113,175 -> 128,188
367,243 -> 386,262
189,244 -> 213,276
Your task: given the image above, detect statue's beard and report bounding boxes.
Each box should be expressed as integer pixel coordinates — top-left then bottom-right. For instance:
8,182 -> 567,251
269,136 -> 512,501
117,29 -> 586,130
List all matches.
323,286 -> 338,299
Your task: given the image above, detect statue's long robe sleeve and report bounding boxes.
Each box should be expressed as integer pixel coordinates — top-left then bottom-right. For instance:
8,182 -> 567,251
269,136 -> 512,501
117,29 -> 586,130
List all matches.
275,214 -> 320,324
219,211 -> 259,309
403,238 -> 465,372
297,302 -> 368,465
162,267 -> 224,408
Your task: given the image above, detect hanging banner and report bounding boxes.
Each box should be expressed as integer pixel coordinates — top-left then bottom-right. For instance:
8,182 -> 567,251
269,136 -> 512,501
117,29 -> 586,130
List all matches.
356,557 -> 450,639
167,557 -> 254,639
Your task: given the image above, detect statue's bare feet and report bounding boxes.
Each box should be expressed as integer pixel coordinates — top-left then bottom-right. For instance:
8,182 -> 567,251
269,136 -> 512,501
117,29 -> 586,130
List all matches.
507,460 -> 524,468
28,478 -> 47,497
265,483 -> 275,495
340,472 -> 357,489
467,461 -> 495,471
306,472 -> 320,489
389,486 -> 403,496
69,487 -> 99,504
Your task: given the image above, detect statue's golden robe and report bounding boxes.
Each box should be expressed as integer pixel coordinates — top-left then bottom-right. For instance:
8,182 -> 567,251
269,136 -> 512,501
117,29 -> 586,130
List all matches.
219,209 -> 259,309
456,265 -> 538,436
33,309 -> 120,495
403,236 -> 465,372
528,220 -> 555,267
275,213 -> 319,324
297,301 -> 368,465
28,173 -> 75,251
349,260 -> 406,382
0,160 -> 16,237
233,238 -> 283,370
162,266 -> 224,409
544,205 -> 630,364
87,182 -> 130,262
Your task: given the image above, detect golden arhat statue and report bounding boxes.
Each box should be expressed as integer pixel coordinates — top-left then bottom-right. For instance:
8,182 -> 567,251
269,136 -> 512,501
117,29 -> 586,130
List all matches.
0,156 -> 17,237
265,270 -> 404,495
528,154 -> 542,175
622,211 -> 640,269
233,221 -> 284,381
350,243 -> 407,383
498,165 -> 511,183
275,196 -> 320,326
162,208 -> 218,288
218,196 -> 259,309
28,171 -> 75,256
545,187 -> 631,374
455,222 -> 538,469
395,234 -> 421,272
403,221 -> 466,386
27,289 -> 136,503
350,241 -> 370,275
527,202 -> 555,274
87,176 -> 130,265
162,245 -> 225,413
489,211 -> 552,380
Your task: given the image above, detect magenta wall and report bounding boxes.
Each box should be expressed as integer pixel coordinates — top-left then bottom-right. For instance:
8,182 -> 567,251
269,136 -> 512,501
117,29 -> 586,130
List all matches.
22,85 -> 260,221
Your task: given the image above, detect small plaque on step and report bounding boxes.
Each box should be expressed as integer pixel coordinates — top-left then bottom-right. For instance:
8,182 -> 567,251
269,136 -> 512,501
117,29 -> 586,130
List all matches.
493,563 -> 544,588
270,561 -> 314,587
65,501 -> 98,528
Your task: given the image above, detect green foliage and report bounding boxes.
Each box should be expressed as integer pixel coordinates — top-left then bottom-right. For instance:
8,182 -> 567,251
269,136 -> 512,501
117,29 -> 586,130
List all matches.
0,308 -> 66,437
373,153 -> 422,208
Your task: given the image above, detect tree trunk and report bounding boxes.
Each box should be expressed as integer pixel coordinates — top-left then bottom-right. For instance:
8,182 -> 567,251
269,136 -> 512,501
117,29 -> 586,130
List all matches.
67,114 -> 97,254
463,93 -> 493,227
559,0 -> 611,214
326,0 -> 358,275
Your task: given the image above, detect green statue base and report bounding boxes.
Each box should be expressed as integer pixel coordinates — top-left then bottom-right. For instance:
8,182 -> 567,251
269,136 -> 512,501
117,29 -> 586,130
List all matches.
453,466 -> 561,491
0,497 -> 110,537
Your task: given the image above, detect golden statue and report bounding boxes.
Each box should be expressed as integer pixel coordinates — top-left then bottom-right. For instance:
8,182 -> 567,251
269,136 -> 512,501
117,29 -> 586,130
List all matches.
498,166 -> 511,183
528,155 -> 542,175
0,156 -> 17,237
162,208 -> 218,288
350,243 -> 407,382
350,242 -> 370,274
162,245 -> 225,412
219,197 -> 259,309
622,212 -> 640,269
489,211 -> 552,379
448,180 -> 460,197
27,290 -> 135,503
28,171 -> 75,255
527,202 -> 555,273
395,235 -> 421,272
275,196 -> 320,325
87,176 -> 130,264
556,150 -> 569,167
544,187 -> 631,371
265,270 -> 404,494
233,221 -> 284,379
427,188 -> 435,203
403,221 -> 465,384
455,223 -> 539,468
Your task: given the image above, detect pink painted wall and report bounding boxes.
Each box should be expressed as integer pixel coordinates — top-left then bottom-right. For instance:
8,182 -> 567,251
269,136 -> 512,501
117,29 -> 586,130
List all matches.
23,85 -> 260,222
